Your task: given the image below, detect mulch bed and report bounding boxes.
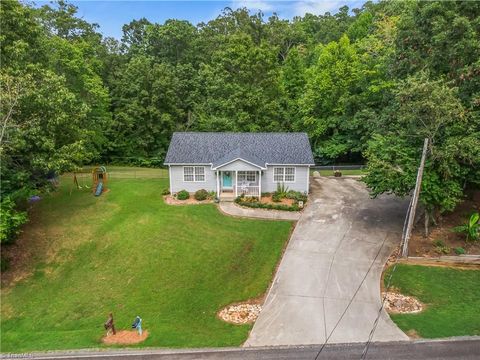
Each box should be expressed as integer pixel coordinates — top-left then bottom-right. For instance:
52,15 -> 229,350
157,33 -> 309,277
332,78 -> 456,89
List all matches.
102,330 -> 149,345
163,195 -> 214,205
409,190 -> 480,256
259,195 -> 295,206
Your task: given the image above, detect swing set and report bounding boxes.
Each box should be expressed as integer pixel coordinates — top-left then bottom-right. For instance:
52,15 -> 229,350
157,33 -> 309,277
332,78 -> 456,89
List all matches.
72,166 -> 108,196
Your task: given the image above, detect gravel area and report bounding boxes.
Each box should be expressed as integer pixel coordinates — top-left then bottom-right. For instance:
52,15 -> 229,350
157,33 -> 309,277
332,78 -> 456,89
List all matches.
383,292 -> 424,314
218,303 -> 262,325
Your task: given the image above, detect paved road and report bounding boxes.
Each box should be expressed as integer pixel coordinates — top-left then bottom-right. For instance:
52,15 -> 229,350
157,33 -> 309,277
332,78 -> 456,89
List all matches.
16,338 -> 480,359
246,177 -> 410,346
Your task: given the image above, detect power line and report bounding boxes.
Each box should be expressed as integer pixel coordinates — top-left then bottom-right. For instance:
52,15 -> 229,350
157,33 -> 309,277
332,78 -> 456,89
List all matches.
313,233 -> 390,360
361,140 -> 428,359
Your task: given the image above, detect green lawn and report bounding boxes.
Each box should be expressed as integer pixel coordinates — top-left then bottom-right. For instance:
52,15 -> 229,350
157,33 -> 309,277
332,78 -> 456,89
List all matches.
386,264 -> 480,338
1,177 -> 292,352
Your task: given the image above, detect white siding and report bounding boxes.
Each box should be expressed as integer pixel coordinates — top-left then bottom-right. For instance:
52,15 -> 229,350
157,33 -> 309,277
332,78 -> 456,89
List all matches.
169,165 -> 216,193
216,159 -> 261,172
169,164 -> 310,194
263,166 -> 310,193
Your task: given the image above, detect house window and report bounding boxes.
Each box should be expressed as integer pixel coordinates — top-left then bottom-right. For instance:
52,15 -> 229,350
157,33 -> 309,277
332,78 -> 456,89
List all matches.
273,167 -> 295,182
285,167 -> 295,182
195,166 -> 205,181
238,171 -> 256,182
183,166 -> 205,182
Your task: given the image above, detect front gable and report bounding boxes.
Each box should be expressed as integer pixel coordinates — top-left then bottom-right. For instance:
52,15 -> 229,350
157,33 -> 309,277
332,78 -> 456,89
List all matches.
213,158 -> 265,171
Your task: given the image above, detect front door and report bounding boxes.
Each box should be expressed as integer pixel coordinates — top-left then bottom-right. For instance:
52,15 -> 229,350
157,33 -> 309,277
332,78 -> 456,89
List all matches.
222,172 -> 233,189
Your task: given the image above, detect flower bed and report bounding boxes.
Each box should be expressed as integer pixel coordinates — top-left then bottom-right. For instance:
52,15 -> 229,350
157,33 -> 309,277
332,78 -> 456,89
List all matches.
235,188 -> 307,212
163,188 -> 216,205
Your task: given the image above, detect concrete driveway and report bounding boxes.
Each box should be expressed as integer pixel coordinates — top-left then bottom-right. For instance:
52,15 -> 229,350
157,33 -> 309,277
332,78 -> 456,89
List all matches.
245,177 -> 410,346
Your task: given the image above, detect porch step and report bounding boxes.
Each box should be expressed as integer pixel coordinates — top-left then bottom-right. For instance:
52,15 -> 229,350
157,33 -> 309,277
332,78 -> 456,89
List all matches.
219,194 -> 236,202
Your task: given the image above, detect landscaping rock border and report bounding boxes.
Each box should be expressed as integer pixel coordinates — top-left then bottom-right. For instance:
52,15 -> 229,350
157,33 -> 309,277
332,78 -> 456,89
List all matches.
218,302 -> 262,325
382,292 -> 424,314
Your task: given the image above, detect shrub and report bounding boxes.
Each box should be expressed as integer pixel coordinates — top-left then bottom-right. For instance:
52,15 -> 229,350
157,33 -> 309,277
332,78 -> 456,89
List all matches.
177,190 -> 190,200
235,196 -> 301,212
194,189 -> 209,201
276,183 -> 289,198
334,170 -> 342,177
0,198 -> 28,245
453,212 -> 479,242
434,245 -> 450,255
286,190 -> 308,203
454,247 -> 466,255
162,188 -> 170,196
272,193 -> 282,202
432,239 -> 445,247
208,191 -> 216,200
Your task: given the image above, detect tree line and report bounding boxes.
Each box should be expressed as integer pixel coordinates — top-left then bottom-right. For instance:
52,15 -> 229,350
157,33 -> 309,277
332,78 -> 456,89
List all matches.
1,0 -> 479,244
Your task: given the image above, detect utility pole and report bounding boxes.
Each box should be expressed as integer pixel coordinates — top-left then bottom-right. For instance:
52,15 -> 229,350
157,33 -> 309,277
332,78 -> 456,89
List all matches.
402,138 -> 429,258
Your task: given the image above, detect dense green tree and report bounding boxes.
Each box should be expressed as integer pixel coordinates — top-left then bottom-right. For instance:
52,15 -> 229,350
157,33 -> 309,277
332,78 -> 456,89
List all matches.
194,33 -> 284,132
121,17 -> 151,54
280,46 -> 307,129
300,35 -> 362,161
2,0 -> 480,246
146,20 -> 198,65
107,56 -> 184,160
364,74 -> 480,232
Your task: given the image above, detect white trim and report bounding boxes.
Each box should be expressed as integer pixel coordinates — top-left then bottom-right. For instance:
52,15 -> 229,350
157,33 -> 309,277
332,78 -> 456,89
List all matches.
168,165 -> 172,194
165,163 -> 211,166
183,166 -> 206,182
308,164 -> 312,194
216,171 -> 220,197
273,166 -> 296,183
266,163 -> 315,166
259,170 -> 262,196
212,157 -> 266,170
166,162 -> 314,167
235,171 -> 238,197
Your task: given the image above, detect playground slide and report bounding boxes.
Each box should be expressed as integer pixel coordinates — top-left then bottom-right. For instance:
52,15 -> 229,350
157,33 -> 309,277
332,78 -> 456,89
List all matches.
95,181 -> 103,196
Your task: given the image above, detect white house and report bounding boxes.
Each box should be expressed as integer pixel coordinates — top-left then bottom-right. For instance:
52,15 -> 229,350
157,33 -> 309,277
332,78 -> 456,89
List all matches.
164,132 -> 315,199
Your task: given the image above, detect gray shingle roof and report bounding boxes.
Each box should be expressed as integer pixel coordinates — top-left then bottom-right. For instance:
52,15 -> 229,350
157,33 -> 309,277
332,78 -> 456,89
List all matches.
164,132 -> 315,167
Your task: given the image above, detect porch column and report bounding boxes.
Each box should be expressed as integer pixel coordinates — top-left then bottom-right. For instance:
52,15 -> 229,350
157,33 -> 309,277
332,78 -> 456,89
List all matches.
216,171 -> 220,197
235,171 -> 238,198
259,170 -> 262,197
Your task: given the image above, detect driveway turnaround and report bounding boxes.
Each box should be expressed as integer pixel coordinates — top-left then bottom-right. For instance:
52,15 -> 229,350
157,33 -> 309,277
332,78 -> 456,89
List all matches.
246,177 -> 410,346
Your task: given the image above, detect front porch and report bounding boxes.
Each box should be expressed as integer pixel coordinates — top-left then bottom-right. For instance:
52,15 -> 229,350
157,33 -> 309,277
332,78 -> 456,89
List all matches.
217,170 -> 262,200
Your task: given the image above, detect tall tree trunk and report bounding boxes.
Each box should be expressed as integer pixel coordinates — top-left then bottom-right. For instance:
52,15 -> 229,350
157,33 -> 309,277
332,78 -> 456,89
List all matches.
424,210 -> 429,238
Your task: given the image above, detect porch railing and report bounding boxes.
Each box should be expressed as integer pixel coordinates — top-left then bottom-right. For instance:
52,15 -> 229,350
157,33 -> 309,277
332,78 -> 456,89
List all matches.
237,185 -> 260,197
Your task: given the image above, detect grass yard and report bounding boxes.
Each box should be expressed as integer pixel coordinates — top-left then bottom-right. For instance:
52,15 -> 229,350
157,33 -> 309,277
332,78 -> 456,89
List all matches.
1,176 -> 292,352
386,264 -> 480,338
